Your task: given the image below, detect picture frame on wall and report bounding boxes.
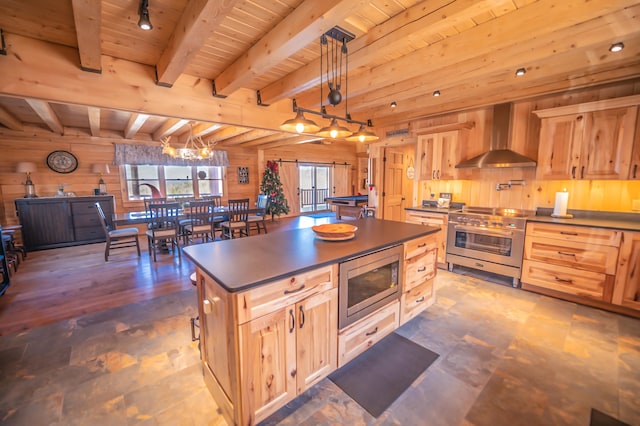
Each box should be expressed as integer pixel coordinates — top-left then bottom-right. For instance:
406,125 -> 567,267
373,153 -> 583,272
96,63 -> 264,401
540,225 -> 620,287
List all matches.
238,167 -> 249,184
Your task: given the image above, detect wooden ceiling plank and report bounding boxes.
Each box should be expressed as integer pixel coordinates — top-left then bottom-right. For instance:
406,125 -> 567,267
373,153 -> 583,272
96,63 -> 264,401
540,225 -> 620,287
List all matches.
239,132 -> 301,148
258,0 -> 510,105
213,0 -> 373,97
70,0 -> 102,73
258,135 -> 325,150
0,106 -> 24,131
25,99 -> 64,135
87,106 -> 101,136
155,0 -> 241,87
218,129 -> 278,146
192,122 -> 222,137
152,118 -> 189,140
124,113 -> 151,139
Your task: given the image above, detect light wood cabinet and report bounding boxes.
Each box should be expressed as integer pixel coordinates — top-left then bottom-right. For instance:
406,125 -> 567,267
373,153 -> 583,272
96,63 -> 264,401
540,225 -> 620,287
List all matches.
417,131 -> 459,180
535,106 -> 638,180
612,231 -> 640,312
522,222 -> 620,302
405,210 -> 447,267
400,233 -> 438,324
198,264 -> 337,426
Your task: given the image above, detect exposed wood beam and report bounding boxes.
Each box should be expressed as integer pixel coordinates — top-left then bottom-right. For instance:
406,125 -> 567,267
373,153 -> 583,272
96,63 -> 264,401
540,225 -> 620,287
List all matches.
155,0 -> 240,87
25,99 -> 64,135
70,0 -> 102,73
259,135 -> 325,150
218,129 -> 278,147
259,0 -> 507,104
0,106 -> 23,131
206,126 -> 254,143
0,34 -> 294,133
87,106 -> 100,136
192,123 -> 222,137
152,118 -> 189,140
124,113 -> 150,139
238,132 -> 301,148
212,0 -> 372,97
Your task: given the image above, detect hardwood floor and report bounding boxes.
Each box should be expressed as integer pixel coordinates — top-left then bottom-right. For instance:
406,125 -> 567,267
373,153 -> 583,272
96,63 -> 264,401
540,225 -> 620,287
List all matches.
0,214 -> 337,336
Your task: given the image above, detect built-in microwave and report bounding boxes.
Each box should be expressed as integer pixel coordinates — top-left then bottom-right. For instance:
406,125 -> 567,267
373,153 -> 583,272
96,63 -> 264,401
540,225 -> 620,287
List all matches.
338,244 -> 403,329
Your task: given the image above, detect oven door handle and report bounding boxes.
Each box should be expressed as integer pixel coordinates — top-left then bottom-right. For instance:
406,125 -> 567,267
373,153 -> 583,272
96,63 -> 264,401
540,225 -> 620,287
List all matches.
452,224 -> 515,237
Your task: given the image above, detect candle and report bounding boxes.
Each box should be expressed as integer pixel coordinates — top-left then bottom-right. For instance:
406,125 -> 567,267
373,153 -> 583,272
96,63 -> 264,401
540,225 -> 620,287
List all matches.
553,191 -> 569,217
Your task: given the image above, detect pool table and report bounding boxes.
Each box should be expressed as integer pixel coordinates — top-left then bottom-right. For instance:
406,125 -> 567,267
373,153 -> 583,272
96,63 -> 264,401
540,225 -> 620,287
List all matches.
325,195 -> 369,219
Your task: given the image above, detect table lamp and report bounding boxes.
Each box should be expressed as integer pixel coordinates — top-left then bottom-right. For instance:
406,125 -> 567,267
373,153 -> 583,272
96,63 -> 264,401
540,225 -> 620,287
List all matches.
16,162 -> 37,198
91,164 -> 110,194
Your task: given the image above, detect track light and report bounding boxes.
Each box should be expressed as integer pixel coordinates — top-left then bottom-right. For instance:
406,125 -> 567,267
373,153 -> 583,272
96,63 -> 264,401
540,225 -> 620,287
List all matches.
515,67 -> 526,76
138,0 -> 152,31
433,90 -> 441,97
390,101 -> 397,108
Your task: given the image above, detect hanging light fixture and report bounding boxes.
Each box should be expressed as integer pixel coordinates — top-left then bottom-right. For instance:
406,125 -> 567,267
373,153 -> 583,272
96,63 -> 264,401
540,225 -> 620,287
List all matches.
138,0 -> 153,31
279,27 -> 378,142
162,123 -> 218,160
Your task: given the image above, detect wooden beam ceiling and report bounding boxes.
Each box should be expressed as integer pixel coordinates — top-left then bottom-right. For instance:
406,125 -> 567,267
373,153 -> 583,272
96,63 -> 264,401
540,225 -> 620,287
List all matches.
71,0 -> 102,73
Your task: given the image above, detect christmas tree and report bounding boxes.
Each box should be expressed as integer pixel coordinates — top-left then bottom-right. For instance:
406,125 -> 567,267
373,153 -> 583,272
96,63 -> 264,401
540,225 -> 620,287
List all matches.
260,160 -> 290,220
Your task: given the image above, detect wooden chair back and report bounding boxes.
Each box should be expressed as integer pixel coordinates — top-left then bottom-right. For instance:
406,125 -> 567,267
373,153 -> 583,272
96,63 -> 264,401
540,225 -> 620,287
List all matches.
186,200 -> 214,226
95,202 -> 112,233
144,197 -> 168,214
147,202 -> 180,231
227,198 -> 249,223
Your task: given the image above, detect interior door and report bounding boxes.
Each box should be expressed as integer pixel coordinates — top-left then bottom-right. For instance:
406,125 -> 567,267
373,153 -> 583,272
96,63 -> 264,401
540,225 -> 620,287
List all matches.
382,148 -> 405,221
332,164 -> 350,198
278,161 -> 300,217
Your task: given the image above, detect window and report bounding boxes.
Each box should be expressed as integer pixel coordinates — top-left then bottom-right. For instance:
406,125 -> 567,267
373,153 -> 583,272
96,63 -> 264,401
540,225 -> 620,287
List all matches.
124,165 -> 224,201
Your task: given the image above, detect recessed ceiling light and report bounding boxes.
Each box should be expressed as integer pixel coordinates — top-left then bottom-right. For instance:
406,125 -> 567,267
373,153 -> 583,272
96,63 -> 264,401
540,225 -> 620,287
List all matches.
609,42 -> 624,53
433,90 -> 440,97
515,68 -> 526,76
390,101 -> 397,108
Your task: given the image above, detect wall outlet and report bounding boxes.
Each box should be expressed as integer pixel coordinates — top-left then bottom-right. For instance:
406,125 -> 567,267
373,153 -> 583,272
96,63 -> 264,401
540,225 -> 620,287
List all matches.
632,200 -> 640,211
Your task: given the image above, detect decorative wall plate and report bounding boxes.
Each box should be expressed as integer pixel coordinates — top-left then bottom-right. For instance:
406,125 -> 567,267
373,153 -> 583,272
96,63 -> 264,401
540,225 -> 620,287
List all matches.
46,150 -> 78,174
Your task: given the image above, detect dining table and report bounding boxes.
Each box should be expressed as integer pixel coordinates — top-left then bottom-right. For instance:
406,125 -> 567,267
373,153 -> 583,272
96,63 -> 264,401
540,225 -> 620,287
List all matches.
112,205 -> 264,227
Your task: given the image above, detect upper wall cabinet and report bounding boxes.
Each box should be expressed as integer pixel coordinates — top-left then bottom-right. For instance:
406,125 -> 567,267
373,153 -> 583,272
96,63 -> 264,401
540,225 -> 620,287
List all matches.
417,131 -> 460,180
534,96 -> 639,180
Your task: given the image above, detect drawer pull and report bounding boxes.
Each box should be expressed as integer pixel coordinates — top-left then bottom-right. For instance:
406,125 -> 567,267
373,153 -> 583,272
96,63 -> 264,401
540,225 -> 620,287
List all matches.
415,296 -> 425,303
417,243 -> 426,248
554,277 -> 573,284
417,266 -> 427,272
560,231 -> 578,236
557,251 -> 576,257
365,327 -> 378,336
284,284 -> 305,295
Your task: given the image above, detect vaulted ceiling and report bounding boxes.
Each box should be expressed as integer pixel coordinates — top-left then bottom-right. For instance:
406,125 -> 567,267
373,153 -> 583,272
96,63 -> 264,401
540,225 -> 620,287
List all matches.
0,0 -> 638,149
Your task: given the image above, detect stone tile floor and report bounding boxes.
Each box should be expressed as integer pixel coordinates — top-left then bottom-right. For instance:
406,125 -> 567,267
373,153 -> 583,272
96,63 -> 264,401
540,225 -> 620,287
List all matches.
1,269 -> 639,425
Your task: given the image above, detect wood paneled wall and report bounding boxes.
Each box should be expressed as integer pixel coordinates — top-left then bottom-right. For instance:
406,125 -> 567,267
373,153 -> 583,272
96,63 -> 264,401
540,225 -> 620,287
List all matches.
0,129 -> 359,226
418,80 -> 640,211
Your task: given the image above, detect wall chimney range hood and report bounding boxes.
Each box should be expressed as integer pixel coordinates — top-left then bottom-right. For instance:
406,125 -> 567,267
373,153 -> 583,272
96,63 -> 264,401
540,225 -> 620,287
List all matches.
455,103 -> 536,168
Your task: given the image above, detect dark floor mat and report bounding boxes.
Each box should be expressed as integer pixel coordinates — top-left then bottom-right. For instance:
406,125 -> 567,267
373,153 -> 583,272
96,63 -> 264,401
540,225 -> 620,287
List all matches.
590,409 -> 630,426
328,332 -> 439,418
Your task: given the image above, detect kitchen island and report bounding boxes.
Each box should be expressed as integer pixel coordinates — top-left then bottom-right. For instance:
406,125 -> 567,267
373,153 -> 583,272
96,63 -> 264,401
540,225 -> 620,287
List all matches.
183,219 -> 439,425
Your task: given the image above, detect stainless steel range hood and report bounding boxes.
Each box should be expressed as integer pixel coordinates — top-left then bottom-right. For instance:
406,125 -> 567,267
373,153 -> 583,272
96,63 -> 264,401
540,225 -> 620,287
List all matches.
456,103 -> 536,168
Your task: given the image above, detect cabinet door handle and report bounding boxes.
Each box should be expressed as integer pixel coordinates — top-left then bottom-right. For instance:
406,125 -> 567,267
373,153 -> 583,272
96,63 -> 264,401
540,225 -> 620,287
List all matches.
581,166 -> 585,179
417,266 -> 427,272
560,231 -> 578,236
416,296 -> 425,303
432,170 -> 436,179
634,164 -> 638,179
299,306 -> 305,329
284,284 -> 305,295
437,170 -> 440,179
417,243 -> 426,248
289,309 -> 295,333
557,251 -> 577,257
571,166 -> 576,179
554,277 -> 573,284
366,326 -> 379,336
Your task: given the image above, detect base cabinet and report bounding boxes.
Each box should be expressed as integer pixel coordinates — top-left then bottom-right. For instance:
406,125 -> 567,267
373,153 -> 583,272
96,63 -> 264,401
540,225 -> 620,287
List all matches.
613,231 -> 640,312
405,210 -> 447,267
401,233 -> 438,325
198,264 -> 337,426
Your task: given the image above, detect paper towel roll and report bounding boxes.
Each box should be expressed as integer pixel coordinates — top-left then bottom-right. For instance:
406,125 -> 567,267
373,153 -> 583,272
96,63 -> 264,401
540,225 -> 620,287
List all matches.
553,192 -> 569,217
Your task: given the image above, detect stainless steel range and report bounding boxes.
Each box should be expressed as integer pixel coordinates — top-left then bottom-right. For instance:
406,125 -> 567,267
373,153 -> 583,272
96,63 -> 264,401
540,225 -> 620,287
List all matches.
446,207 -> 535,287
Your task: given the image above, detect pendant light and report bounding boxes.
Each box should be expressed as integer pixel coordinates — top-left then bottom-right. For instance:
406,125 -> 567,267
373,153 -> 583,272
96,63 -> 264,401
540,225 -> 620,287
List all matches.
279,109 -> 320,133
316,118 -> 352,139
345,124 -> 379,142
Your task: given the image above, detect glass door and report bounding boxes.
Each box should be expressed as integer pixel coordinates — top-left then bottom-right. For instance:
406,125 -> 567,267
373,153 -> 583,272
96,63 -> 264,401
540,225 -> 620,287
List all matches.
299,165 -> 330,213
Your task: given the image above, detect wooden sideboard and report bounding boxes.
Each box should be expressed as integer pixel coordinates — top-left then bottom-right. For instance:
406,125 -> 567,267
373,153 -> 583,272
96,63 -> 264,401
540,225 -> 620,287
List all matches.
15,196 -> 115,251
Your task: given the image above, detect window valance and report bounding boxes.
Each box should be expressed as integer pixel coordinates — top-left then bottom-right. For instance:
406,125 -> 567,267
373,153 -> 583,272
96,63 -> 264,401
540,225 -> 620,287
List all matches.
114,144 -> 229,166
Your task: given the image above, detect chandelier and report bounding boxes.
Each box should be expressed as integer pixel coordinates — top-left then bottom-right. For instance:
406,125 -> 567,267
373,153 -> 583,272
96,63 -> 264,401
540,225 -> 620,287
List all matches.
161,123 -> 218,160
279,27 -> 378,143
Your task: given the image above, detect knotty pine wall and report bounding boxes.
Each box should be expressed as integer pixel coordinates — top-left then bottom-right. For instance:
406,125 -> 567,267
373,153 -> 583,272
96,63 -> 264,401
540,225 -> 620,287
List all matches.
418,79 -> 640,212
0,128 -> 359,226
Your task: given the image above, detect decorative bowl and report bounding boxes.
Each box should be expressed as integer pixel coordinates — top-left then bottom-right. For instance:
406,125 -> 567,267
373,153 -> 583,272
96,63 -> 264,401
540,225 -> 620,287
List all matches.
311,223 -> 358,241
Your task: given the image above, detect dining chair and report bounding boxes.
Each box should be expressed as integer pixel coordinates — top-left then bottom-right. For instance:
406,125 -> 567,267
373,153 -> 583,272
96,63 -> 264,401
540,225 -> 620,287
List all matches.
183,200 -> 216,244
95,202 -> 141,261
221,198 -> 249,239
200,195 -> 224,234
247,194 -> 269,235
146,202 -> 181,261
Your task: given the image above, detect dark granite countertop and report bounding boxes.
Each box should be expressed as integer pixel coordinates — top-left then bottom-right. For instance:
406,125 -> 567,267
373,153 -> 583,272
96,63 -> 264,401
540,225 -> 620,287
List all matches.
183,219 -> 439,293
530,208 -> 640,232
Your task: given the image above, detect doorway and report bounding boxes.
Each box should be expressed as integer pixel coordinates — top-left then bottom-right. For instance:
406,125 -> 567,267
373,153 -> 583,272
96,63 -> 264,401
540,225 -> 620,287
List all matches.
299,165 -> 330,213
